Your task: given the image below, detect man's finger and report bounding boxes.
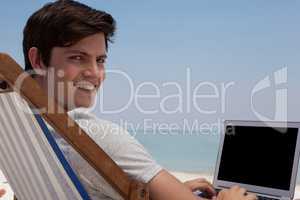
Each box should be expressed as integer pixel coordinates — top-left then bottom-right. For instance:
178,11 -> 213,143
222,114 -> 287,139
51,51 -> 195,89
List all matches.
202,183 -> 216,195
231,185 -> 241,191
195,182 -> 216,196
238,187 -> 247,196
245,193 -> 258,200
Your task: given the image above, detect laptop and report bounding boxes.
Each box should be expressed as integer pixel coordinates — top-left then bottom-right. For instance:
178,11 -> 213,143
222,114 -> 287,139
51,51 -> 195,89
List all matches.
213,120 -> 300,200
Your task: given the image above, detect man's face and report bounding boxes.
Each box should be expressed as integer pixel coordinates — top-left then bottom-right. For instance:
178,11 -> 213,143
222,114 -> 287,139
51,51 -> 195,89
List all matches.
42,33 -> 106,110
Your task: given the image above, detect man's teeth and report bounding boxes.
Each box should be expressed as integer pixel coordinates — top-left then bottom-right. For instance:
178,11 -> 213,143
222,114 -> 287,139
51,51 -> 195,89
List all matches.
75,81 -> 96,91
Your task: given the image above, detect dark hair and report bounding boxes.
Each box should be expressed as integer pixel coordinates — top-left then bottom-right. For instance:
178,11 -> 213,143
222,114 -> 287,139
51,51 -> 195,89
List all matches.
23,0 -> 116,71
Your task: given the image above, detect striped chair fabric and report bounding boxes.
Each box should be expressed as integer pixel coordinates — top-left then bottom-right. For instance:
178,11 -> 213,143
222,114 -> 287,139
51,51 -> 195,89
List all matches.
0,92 -> 90,200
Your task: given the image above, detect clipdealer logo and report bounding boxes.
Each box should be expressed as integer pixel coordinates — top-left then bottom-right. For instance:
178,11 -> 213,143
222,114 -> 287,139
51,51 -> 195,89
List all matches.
251,67 -> 288,131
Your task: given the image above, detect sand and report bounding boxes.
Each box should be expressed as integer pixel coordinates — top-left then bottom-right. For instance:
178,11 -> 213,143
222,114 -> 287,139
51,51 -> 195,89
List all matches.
1,170 -> 300,199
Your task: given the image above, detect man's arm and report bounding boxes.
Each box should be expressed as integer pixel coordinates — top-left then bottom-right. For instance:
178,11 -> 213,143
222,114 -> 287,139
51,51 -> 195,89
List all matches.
148,170 -> 258,200
148,170 -> 202,200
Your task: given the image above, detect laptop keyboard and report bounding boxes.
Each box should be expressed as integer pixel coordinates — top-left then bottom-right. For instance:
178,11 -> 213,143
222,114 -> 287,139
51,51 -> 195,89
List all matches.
257,196 -> 279,200
214,189 -> 280,200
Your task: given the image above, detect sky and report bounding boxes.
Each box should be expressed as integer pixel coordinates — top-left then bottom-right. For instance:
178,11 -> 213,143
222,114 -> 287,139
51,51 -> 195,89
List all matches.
0,0 -> 299,130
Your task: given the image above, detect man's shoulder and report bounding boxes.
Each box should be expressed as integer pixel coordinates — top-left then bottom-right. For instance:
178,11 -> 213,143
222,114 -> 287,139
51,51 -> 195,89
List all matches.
68,109 -> 124,131
68,108 -> 135,148
66,109 -> 162,184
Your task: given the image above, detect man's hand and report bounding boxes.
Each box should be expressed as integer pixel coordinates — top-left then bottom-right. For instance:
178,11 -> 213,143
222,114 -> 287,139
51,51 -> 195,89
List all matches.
216,186 -> 257,200
149,170 -> 212,200
184,178 -> 216,198
0,188 -> 6,197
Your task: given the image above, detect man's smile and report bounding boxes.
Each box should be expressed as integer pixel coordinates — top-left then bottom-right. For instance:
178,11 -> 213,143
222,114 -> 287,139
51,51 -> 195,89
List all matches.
73,80 -> 98,92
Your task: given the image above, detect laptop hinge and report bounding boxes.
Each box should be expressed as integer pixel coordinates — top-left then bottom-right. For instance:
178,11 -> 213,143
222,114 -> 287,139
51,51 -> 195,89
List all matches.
280,197 -> 291,200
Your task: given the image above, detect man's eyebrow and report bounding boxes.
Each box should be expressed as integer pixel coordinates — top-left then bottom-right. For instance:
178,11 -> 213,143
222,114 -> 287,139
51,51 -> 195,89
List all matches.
65,49 -> 88,56
65,49 -> 107,58
97,54 -> 107,59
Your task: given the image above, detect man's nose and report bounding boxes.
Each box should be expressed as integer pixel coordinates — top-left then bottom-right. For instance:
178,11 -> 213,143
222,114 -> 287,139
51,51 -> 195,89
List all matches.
83,62 -> 104,78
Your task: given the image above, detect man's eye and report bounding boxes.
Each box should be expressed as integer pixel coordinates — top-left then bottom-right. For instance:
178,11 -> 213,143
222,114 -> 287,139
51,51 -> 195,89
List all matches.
97,58 -> 105,64
70,56 -> 82,61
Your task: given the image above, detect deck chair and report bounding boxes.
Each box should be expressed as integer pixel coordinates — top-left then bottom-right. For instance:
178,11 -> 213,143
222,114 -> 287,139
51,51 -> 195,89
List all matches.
0,53 -> 149,200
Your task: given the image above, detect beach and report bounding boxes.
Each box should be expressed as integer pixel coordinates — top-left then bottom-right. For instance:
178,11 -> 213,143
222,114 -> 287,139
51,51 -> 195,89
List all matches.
1,132 -> 299,199
1,170 -> 300,199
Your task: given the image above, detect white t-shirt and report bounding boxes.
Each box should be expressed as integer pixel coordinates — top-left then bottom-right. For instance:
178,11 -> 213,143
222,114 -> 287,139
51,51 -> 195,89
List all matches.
47,109 -> 162,200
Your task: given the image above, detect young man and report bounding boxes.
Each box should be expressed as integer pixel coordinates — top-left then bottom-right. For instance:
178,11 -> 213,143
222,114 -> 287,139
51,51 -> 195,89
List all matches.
2,1 -> 258,200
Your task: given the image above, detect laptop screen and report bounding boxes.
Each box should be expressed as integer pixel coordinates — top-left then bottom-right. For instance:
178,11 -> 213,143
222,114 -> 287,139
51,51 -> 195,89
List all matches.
217,125 -> 299,190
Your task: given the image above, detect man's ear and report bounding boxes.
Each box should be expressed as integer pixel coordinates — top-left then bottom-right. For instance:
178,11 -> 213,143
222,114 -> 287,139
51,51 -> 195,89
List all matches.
28,47 -> 46,71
